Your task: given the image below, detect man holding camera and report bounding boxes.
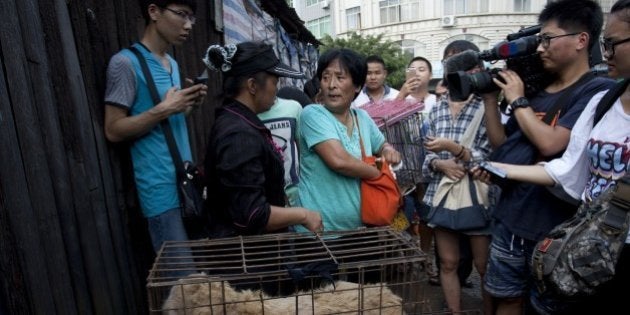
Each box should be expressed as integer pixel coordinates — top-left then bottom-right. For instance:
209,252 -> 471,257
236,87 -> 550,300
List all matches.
103,0 -> 207,253
480,0 -> 615,314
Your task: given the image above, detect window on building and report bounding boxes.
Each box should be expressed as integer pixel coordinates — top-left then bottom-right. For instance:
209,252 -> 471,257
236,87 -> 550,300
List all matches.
397,39 -> 427,57
306,0 -> 321,7
401,0 -> 420,21
379,0 -> 419,24
444,0 -> 489,15
514,0 -> 531,12
347,6 -> 361,30
306,15 -> 331,39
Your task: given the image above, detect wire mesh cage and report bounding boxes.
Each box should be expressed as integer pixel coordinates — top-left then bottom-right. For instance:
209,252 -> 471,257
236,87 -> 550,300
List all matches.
148,227 -> 427,314
380,112 -> 428,193
361,100 -> 429,194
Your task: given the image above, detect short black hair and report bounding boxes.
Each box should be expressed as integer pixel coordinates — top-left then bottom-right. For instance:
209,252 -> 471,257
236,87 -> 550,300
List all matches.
277,86 -> 313,107
408,56 -> 433,74
538,0 -> 603,51
611,0 -> 630,22
303,77 -> 320,101
139,0 -> 197,23
443,40 -> 480,59
365,55 -> 386,69
316,49 -> 367,92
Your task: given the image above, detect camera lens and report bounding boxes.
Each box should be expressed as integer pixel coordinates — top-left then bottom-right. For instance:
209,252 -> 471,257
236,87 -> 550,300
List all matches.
469,69 -> 500,94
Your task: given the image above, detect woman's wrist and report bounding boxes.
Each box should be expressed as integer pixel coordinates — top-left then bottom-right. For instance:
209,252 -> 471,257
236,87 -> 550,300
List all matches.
381,143 -> 394,153
430,159 -> 440,171
455,145 -> 467,160
454,145 -> 465,158
299,208 -> 309,225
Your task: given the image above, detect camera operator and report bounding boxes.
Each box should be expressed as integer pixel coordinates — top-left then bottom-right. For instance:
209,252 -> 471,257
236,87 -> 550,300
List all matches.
478,0 -> 615,314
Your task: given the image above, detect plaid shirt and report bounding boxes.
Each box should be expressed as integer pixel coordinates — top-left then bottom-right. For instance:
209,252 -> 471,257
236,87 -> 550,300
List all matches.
421,93 -> 491,206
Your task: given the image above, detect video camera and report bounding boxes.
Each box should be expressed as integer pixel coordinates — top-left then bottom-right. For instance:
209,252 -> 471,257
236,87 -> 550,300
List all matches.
446,25 -> 553,101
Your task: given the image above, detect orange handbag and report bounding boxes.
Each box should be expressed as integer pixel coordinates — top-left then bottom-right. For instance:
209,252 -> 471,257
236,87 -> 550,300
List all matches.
355,111 -> 402,226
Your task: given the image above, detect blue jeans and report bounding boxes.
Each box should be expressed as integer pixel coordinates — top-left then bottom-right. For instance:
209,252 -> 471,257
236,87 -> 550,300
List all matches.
147,207 -> 189,253
148,207 -> 196,279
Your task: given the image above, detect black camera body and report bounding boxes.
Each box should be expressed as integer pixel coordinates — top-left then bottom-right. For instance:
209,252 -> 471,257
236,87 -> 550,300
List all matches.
447,25 -> 554,102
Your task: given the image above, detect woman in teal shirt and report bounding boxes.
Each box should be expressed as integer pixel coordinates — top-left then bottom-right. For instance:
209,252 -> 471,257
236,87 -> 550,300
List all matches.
297,49 -> 401,232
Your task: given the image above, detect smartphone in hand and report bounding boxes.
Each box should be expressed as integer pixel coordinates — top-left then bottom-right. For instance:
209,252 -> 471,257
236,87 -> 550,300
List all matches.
405,68 -> 416,81
193,77 -> 208,85
479,161 -> 507,179
193,69 -> 208,85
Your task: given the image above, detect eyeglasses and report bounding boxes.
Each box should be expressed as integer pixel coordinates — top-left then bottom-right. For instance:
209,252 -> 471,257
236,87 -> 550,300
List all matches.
161,7 -> 196,24
600,36 -> 630,58
537,33 -> 579,48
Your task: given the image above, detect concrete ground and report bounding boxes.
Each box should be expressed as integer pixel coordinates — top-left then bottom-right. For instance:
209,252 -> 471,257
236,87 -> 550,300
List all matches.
407,263 -> 483,314
402,232 -> 484,314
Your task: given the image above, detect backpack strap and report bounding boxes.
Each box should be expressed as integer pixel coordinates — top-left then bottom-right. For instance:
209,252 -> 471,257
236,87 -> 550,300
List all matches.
603,175 -> 630,230
593,79 -> 630,127
128,45 -> 186,182
542,72 -> 595,125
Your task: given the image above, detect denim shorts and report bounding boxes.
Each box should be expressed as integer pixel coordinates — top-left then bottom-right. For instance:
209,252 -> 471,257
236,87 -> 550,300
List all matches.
484,221 -> 537,298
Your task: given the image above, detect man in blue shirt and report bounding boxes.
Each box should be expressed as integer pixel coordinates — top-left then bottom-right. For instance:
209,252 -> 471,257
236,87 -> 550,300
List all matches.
103,0 -> 207,252
480,0 -> 615,313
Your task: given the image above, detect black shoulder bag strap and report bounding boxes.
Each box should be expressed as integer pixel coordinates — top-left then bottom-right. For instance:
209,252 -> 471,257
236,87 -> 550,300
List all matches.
541,71 -> 595,125
128,46 -> 186,182
593,78 -> 630,127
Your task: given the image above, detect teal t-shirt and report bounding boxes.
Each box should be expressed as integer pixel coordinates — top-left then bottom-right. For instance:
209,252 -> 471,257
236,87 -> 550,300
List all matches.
105,43 -> 192,217
258,98 -> 303,206
296,105 -> 385,232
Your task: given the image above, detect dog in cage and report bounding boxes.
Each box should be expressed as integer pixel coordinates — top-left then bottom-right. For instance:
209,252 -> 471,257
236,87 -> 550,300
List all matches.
162,273 -> 406,314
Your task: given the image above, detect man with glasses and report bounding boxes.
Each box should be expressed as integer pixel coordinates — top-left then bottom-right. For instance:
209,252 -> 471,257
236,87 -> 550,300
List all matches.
479,0 -> 615,314
601,36 -> 630,59
103,0 -> 207,253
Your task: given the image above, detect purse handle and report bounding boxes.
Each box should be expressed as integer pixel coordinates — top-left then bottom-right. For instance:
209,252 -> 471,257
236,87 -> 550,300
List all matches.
459,104 -> 485,148
353,109 -> 368,160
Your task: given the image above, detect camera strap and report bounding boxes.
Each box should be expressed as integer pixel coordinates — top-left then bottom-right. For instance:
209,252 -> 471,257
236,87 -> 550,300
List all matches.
128,45 -> 187,182
541,71 -> 595,126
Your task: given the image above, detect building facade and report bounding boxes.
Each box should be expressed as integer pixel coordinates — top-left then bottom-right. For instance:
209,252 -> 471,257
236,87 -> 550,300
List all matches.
294,0 -> 615,78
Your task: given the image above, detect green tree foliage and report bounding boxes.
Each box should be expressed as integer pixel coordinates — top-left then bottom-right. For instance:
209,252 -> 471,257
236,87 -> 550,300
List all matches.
319,32 -> 412,89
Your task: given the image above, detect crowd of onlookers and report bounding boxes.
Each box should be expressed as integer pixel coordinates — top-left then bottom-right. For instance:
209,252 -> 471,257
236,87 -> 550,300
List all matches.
104,0 -> 629,314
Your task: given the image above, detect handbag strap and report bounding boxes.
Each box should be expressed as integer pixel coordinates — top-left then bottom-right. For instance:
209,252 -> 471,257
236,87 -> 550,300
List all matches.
352,109 -> 367,159
459,103 -> 485,148
128,45 -> 186,180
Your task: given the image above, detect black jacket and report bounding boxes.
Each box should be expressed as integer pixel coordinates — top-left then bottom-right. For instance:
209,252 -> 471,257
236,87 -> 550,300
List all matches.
203,100 -> 286,238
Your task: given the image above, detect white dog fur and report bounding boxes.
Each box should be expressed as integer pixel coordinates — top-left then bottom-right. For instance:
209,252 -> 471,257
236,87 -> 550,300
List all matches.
162,273 -> 405,315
